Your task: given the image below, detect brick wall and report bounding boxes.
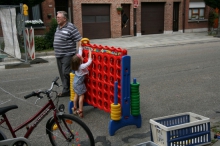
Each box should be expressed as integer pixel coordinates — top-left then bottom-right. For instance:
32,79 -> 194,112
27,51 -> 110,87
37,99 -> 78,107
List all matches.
136,3 -> 141,35
72,0 -> 133,38
136,0 -> 185,34
0,0 -> 211,38
164,0 -> 174,31
184,0 -> 209,31
41,0 -> 56,32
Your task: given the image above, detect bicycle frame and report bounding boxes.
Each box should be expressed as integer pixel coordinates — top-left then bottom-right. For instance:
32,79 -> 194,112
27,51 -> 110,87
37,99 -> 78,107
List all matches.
0,98 -> 58,139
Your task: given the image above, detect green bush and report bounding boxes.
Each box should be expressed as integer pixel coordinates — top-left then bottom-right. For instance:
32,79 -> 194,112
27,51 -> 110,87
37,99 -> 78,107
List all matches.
44,18 -> 58,49
208,11 -> 219,28
19,18 -> 57,53
34,18 -> 57,51
34,36 -> 46,51
19,36 -> 53,52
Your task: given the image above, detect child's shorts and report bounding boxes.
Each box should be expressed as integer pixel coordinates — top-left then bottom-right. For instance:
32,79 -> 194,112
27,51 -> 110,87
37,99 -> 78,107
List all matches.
73,74 -> 87,96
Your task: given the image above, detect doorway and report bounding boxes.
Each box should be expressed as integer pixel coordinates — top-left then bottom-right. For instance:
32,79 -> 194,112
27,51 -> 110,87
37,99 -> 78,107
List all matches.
121,4 -> 130,36
173,2 -> 179,32
141,2 -> 165,34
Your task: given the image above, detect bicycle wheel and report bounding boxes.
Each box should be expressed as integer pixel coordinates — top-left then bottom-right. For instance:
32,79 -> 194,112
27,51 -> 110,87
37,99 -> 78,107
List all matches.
47,114 -> 95,146
0,130 -> 7,141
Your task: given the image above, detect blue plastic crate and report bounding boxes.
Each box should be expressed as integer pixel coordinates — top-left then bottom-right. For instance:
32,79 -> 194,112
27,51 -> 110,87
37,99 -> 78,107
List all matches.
150,112 -> 211,146
135,141 -> 158,146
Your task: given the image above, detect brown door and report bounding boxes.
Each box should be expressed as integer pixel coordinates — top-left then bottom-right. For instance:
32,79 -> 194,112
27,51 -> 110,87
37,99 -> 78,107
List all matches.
121,4 -> 130,36
82,4 -> 110,39
141,2 -> 165,35
173,2 -> 179,32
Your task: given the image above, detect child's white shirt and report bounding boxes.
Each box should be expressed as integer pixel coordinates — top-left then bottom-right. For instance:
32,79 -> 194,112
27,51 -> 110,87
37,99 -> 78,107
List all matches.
75,47 -> 92,76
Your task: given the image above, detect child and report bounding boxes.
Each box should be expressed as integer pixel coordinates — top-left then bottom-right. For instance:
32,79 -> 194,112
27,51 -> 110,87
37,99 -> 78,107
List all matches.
71,46 -> 92,118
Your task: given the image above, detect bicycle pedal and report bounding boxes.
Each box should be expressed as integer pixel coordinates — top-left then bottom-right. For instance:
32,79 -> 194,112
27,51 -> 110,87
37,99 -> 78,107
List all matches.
53,124 -> 58,130
58,104 -> 65,112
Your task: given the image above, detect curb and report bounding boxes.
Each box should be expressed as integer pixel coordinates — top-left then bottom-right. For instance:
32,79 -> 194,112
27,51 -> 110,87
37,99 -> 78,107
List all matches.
212,139 -> 220,146
21,51 -> 55,58
35,51 -> 55,57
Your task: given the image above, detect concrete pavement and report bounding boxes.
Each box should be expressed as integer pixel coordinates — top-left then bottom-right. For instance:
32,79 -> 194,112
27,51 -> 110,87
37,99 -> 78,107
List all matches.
0,32 -> 220,145
23,32 -> 220,146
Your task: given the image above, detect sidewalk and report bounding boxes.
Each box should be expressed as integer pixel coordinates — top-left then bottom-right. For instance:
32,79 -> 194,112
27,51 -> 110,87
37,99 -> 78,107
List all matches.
89,32 -> 219,50
213,140 -> 220,146
0,32 -> 219,67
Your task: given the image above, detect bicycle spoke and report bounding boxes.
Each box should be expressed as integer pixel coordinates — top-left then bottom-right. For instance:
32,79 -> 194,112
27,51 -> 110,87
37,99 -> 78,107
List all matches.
48,114 -> 94,146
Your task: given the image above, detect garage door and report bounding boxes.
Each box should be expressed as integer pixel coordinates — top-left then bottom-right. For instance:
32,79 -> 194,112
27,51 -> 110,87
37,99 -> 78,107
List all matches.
141,2 -> 165,35
82,4 -> 110,39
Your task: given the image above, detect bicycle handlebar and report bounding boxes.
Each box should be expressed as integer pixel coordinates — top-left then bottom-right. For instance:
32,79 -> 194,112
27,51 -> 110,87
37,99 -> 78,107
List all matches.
52,76 -> 59,83
24,91 -> 37,99
24,77 -> 60,99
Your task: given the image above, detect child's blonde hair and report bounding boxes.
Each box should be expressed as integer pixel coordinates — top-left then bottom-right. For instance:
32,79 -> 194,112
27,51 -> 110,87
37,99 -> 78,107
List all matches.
71,54 -> 82,71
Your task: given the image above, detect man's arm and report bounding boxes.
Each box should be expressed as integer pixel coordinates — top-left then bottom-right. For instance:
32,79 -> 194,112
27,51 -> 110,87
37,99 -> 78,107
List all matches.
77,40 -> 81,49
75,40 -> 82,54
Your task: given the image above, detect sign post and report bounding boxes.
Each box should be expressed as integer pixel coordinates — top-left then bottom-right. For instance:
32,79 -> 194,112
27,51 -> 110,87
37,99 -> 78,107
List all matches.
134,0 -> 139,8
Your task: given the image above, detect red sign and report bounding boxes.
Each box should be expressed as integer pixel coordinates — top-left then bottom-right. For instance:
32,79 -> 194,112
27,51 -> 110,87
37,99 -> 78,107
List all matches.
134,0 -> 139,8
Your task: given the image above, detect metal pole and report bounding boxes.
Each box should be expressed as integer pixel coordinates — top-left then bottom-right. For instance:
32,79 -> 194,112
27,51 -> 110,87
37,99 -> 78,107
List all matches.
134,8 -> 137,36
20,3 -> 28,62
217,13 -> 220,37
183,0 -> 186,33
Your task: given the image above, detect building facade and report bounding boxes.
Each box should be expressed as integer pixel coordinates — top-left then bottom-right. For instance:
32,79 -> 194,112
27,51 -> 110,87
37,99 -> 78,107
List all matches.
0,0 -> 212,38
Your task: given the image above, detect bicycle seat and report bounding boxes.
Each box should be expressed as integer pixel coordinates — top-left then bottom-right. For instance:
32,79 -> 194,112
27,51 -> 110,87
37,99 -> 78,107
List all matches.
0,105 -> 18,115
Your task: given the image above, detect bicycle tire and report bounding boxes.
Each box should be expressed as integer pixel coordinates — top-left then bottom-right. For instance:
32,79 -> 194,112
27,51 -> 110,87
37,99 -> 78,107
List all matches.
0,129 -> 7,141
47,114 -> 95,146
0,134 -> 5,141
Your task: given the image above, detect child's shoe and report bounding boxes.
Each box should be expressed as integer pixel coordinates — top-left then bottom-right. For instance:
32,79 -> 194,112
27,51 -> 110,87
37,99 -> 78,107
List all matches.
77,110 -> 83,118
72,107 -> 77,115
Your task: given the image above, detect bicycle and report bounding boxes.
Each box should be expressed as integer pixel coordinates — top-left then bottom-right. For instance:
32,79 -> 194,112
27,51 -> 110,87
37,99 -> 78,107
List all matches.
0,77 -> 95,146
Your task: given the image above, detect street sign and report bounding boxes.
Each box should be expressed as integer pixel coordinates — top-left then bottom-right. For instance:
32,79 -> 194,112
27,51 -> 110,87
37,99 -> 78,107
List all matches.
134,0 -> 139,8
23,4 -> 28,16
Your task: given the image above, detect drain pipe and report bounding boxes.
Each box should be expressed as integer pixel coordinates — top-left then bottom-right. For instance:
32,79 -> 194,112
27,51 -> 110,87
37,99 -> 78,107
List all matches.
71,0 -> 73,23
183,0 -> 186,33
134,8 -> 137,36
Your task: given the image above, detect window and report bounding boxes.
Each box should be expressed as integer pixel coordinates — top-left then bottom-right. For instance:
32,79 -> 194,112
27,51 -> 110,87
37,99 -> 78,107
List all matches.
189,2 -> 205,20
24,4 -> 42,21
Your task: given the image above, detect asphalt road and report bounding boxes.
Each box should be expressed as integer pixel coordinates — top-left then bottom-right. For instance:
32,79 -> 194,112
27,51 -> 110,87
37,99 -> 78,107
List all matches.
0,41 -> 220,146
